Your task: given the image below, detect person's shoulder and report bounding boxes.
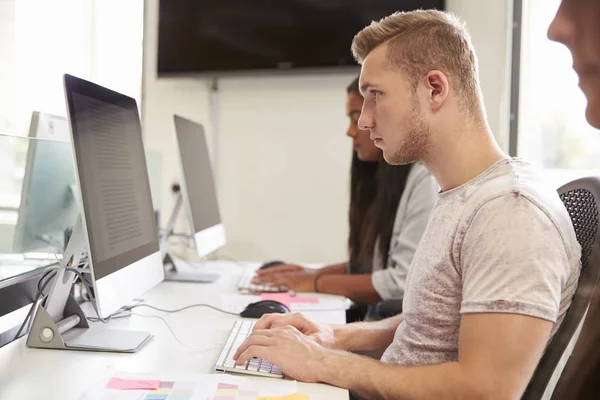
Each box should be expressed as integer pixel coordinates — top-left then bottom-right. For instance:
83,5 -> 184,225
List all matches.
408,161 -> 433,181
406,162 -> 438,192
468,159 -> 579,256
402,162 -> 438,205
464,158 -> 556,207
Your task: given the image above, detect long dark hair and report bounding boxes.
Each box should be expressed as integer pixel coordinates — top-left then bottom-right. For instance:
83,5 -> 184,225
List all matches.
346,77 -> 412,273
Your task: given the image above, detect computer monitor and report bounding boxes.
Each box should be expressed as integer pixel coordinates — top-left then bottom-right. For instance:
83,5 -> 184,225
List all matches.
12,113 -> 79,254
173,115 -> 226,256
28,111 -> 71,141
63,74 -> 164,318
26,75 -> 163,353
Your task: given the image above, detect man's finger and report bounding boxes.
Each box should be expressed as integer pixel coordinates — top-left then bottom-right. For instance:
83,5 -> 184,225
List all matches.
253,313 -> 286,331
234,345 -> 274,366
270,313 -> 309,331
232,334 -> 275,361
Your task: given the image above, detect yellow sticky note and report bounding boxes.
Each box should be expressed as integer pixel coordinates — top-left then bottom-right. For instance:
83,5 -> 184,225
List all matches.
148,388 -> 171,394
257,393 -> 310,400
216,388 -> 238,396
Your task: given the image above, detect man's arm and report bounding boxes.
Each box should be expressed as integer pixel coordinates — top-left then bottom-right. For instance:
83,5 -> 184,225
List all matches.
236,313 -> 552,400
321,313 -> 551,400
333,314 -> 402,356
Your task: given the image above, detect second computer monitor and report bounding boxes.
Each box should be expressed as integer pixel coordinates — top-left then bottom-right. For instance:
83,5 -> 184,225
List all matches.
13,113 -> 79,254
173,115 -> 226,257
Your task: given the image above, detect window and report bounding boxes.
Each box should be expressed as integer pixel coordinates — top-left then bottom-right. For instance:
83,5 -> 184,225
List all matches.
0,0 -> 143,210
518,0 -> 600,188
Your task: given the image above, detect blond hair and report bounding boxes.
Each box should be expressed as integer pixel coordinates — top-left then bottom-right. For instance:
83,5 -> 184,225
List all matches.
351,10 -> 482,112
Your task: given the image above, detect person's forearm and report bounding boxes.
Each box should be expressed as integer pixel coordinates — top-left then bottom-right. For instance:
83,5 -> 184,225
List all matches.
316,274 -> 381,304
333,314 -> 402,355
318,351 -> 492,400
317,262 -> 347,276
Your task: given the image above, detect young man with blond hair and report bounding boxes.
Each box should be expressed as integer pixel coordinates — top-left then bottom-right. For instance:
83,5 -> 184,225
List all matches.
234,10 -> 581,399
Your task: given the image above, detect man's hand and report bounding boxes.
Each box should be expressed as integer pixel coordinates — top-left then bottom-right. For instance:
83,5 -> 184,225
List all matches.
252,312 -> 337,349
233,325 -> 329,383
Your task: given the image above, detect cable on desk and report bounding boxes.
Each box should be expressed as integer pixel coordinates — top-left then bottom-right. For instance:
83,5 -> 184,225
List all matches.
129,303 -> 240,316
13,250 -> 94,341
130,311 -> 221,351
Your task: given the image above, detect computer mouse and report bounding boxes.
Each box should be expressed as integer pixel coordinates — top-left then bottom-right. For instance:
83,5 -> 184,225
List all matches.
259,260 -> 285,270
240,300 -> 290,318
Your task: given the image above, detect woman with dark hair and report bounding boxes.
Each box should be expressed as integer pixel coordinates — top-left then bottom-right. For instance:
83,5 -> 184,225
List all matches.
254,76 -> 437,319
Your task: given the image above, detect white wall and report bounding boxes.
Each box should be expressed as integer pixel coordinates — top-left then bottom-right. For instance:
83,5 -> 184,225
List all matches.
142,0 -> 513,264
0,0 -> 16,135
447,0 -> 513,150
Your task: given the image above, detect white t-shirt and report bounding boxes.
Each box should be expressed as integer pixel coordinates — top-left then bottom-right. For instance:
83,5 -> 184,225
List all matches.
381,158 -> 581,366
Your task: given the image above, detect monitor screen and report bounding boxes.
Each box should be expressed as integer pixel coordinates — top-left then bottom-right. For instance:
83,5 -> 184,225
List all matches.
158,0 -> 445,75
173,115 -> 226,256
64,75 -> 159,280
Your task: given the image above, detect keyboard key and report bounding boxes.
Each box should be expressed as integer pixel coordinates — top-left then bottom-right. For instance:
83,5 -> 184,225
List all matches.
214,320 -> 282,378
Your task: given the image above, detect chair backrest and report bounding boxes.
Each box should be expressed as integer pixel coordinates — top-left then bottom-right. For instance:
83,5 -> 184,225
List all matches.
522,176 -> 600,400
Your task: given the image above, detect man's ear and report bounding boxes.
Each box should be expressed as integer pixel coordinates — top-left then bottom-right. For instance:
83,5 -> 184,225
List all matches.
423,70 -> 449,111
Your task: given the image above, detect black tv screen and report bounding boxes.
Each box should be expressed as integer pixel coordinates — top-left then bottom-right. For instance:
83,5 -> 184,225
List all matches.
158,0 -> 445,75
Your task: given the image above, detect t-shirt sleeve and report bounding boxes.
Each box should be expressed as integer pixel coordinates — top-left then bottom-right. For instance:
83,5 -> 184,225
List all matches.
459,193 -> 572,322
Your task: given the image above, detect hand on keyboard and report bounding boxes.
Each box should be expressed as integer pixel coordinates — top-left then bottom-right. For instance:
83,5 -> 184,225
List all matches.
252,270 -> 319,292
233,324 -> 328,383
238,270 -> 287,293
252,312 -> 337,349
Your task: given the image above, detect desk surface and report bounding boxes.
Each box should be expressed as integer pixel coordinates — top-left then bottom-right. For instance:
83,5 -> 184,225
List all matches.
0,260 -> 349,399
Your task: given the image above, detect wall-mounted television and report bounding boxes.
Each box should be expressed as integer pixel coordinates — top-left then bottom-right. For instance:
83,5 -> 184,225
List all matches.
157,0 -> 445,76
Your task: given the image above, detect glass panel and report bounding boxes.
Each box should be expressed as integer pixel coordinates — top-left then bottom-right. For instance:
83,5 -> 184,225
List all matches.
518,0 -> 600,186
0,133 -> 80,281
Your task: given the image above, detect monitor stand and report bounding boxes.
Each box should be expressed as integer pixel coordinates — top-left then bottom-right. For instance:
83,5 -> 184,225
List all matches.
159,191 -> 219,284
26,216 -> 153,353
163,253 -> 219,283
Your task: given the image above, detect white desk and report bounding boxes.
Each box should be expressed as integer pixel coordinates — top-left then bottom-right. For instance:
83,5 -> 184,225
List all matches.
0,261 -> 349,399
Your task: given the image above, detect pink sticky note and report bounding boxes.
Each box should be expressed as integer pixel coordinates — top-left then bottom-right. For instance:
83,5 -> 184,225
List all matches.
290,297 -> 319,304
261,293 -> 292,308
217,382 -> 239,390
106,377 -> 161,390
260,293 -> 320,309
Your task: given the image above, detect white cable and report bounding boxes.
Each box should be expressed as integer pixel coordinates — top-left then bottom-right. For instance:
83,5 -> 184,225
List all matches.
130,311 -> 220,351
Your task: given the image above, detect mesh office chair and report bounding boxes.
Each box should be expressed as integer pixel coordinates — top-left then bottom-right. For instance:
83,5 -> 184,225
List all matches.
522,176 -> 600,400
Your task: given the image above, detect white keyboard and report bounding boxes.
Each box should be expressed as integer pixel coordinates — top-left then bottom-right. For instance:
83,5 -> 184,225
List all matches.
237,270 -> 287,293
214,320 -> 283,378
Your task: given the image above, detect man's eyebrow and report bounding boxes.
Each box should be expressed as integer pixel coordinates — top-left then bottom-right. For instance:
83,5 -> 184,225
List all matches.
359,82 -> 372,95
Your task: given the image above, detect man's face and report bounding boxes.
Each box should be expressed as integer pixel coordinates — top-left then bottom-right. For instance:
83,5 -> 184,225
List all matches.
548,0 -> 600,128
345,92 -> 381,162
357,43 -> 430,165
